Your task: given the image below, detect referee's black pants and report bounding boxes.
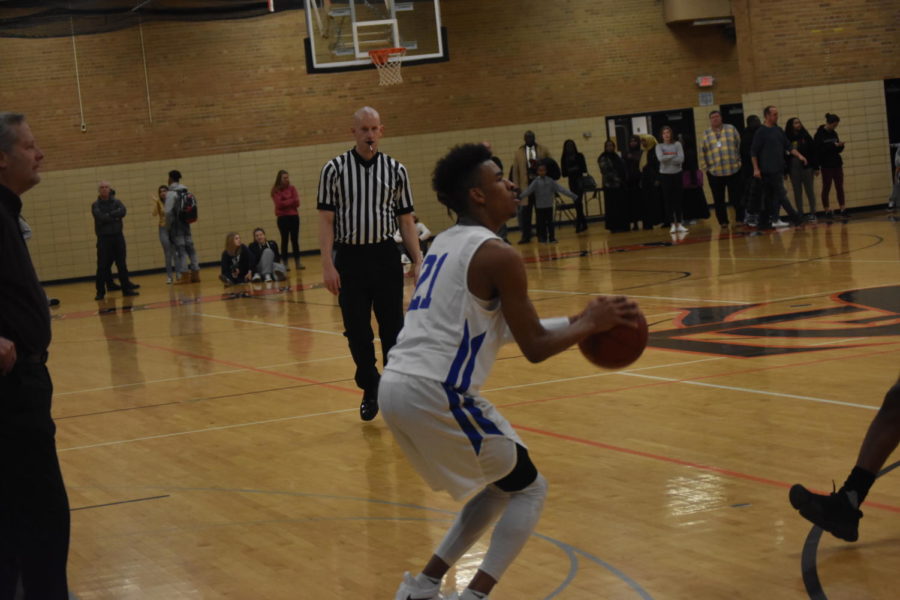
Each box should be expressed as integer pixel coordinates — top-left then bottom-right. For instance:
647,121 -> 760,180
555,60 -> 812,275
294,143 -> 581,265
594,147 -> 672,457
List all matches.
0,360 -> 70,599
335,241 -> 404,396
95,233 -> 132,294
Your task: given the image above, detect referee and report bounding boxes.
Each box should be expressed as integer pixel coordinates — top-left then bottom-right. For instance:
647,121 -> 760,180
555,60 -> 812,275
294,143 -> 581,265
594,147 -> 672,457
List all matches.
318,106 -> 423,421
0,113 -> 71,598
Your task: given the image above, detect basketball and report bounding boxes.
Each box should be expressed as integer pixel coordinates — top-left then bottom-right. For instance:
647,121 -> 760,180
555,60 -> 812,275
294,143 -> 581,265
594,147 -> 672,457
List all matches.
578,312 -> 649,369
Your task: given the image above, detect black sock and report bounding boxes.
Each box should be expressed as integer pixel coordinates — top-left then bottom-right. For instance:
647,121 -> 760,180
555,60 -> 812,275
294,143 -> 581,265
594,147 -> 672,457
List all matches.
840,466 -> 877,505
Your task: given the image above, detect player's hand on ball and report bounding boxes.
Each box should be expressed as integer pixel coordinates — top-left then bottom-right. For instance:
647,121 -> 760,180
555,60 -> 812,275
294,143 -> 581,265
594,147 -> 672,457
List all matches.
582,295 -> 640,333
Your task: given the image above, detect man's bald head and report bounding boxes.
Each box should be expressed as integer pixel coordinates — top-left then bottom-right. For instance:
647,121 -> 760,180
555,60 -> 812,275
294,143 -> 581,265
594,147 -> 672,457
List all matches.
351,106 -> 384,158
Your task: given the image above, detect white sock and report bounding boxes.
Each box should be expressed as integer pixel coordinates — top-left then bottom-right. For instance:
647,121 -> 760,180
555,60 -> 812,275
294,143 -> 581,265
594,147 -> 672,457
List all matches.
479,474 -> 548,580
435,485 -> 510,566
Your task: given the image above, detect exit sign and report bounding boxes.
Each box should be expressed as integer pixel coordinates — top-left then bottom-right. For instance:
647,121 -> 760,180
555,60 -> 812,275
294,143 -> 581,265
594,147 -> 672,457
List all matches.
696,75 -> 715,88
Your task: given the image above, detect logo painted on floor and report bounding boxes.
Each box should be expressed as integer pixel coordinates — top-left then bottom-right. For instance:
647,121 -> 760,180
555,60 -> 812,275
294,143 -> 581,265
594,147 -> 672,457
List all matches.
649,285 -> 900,357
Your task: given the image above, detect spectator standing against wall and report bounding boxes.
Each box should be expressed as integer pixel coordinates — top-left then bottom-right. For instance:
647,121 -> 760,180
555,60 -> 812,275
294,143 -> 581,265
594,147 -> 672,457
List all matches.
597,140 -> 629,232
740,115 -> 763,226
656,126 -> 687,234
623,135 -> 643,231
92,181 -> 140,301
271,169 -> 304,270
699,109 -> 743,227
784,117 -> 819,222
815,113 -> 847,218
152,184 -> 176,283
559,139 -> 589,232
164,169 -> 201,283
750,106 -> 805,228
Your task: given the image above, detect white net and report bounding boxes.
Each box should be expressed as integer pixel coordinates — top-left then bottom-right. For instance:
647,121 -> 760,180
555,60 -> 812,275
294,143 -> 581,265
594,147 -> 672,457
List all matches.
370,48 -> 406,86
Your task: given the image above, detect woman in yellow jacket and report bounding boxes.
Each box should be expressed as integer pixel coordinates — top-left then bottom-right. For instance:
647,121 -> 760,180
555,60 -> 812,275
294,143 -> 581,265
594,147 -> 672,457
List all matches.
151,184 -> 176,283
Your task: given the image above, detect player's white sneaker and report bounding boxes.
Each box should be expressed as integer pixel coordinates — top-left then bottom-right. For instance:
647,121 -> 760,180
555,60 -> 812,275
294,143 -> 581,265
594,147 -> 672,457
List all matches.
394,572 -> 443,600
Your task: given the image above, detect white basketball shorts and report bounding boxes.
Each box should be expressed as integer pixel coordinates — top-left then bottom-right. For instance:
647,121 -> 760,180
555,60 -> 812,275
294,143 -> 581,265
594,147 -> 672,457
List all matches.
380,369 -> 524,501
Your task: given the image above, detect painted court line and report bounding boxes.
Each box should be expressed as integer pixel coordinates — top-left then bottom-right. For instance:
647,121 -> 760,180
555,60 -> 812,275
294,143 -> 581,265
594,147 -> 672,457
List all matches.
529,289 -> 751,305
196,311 -> 346,337
514,424 -> 900,515
55,354 -> 351,397
483,356 -> 725,392
105,336 -> 357,394
617,372 -> 879,411
58,407 -> 357,452
644,256 -> 900,264
498,345 -> 898,410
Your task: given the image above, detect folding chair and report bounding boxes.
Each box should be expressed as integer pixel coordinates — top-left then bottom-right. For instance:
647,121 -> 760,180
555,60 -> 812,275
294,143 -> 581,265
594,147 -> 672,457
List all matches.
554,193 -> 578,227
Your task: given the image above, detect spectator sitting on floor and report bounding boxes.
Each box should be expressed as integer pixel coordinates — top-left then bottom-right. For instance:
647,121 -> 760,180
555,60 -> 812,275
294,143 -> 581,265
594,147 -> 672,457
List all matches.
219,231 -> 251,286
247,227 -> 287,282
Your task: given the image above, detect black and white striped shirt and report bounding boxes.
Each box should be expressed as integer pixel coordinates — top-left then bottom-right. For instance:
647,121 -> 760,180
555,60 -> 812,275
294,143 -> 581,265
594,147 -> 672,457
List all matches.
317,149 -> 415,245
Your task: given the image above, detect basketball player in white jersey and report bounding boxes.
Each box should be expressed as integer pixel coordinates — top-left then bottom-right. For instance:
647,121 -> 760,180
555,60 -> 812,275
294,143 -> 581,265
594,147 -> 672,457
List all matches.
383,144 -> 639,600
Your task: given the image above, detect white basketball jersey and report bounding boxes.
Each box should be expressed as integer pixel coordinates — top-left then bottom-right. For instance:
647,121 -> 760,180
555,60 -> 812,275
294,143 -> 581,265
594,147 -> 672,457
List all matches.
385,224 -> 507,395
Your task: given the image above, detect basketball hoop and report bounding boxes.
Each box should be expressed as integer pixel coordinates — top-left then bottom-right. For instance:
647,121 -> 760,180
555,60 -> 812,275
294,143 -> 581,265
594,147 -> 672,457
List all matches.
369,47 -> 406,86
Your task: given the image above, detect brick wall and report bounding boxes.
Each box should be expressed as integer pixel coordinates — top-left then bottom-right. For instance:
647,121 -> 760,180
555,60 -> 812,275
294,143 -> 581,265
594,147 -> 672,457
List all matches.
0,0 -> 742,171
732,0 -> 900,93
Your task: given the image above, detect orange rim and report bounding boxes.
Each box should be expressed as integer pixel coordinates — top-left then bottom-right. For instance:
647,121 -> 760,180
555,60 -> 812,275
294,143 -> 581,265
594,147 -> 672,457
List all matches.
368,47 -> 406,65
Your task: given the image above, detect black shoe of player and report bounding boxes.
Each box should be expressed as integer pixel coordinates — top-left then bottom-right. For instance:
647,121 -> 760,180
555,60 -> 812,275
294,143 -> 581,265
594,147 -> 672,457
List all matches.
789,484 -> 862,542
106,282 -> 122,291
360,392 -> 379,422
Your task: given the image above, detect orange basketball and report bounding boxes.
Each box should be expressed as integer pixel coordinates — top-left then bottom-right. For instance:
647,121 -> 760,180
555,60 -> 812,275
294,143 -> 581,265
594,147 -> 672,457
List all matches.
578,312 -> 649,369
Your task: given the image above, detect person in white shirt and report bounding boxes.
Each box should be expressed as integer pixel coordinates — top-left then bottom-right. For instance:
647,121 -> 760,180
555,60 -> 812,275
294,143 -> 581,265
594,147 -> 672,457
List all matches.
384,143 -> 639,600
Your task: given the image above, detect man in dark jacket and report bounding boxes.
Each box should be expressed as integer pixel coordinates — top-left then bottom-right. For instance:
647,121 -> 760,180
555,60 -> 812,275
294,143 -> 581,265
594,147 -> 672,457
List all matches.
0,111 -> 72,599
92,181 -> 139,300
750,106 -> 805,228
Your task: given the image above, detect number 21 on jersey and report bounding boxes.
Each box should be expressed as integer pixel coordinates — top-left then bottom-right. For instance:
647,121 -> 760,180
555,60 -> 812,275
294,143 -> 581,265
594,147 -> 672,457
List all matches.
408,252 -> 448,311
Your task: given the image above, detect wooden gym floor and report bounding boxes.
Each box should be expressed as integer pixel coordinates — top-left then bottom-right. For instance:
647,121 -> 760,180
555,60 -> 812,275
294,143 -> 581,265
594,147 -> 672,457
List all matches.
45,210 -> 899,599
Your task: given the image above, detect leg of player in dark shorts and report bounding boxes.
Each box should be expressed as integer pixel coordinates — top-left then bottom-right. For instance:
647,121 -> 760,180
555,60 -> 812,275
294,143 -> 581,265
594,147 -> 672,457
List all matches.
790,376 -> 900,541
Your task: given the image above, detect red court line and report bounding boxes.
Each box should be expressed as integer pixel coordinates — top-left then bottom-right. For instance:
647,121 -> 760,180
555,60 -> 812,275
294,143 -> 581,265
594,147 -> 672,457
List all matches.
498,344 -> 900,409
106,336 -> 358,395
514,423 -> 900,514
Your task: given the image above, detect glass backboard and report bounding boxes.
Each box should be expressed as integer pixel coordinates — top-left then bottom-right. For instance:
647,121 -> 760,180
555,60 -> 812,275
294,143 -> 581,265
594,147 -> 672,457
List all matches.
304,0 -> 447,72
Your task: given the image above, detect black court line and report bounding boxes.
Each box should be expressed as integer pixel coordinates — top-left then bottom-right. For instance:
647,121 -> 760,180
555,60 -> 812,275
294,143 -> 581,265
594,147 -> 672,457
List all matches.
58,377 -> 357,419
71,494 -> 170,511
56,400 -> 181,420
799,459 -> 900,600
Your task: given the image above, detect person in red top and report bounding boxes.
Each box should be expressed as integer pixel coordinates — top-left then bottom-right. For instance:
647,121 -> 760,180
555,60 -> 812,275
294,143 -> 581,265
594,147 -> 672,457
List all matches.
271,169 -> 305,270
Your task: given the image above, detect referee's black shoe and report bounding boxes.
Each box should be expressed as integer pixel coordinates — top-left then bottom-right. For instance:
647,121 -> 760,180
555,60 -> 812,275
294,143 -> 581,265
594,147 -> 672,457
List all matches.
360,391 -> 379,421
